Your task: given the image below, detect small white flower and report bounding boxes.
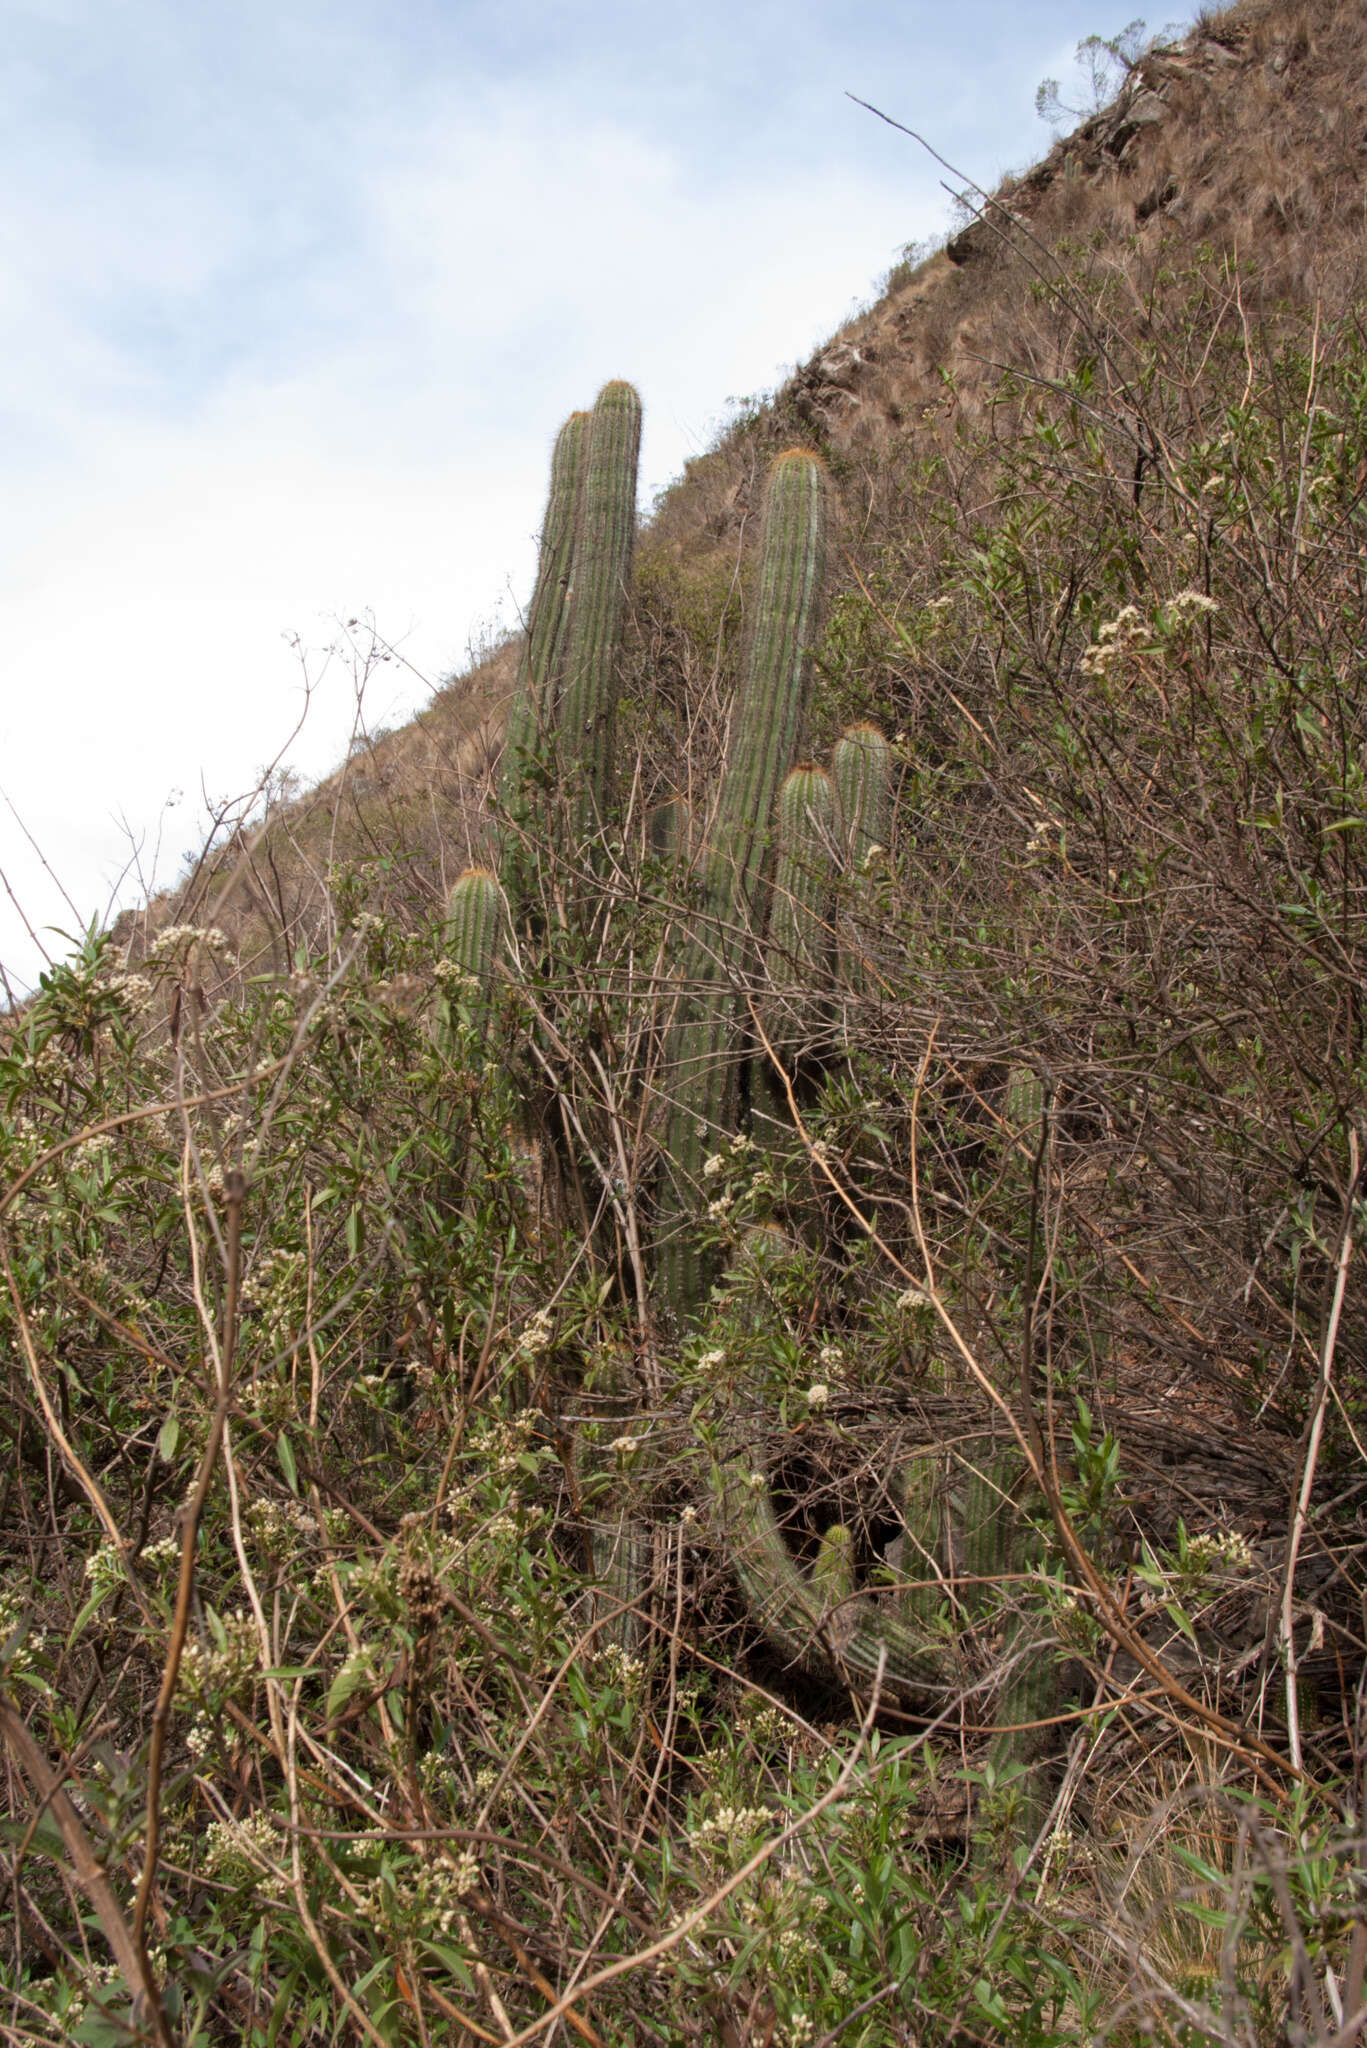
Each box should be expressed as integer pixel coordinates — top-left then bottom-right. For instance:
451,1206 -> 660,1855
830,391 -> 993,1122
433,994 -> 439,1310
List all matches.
805,1383 -> 829,1410
702,1153 -> 725,1179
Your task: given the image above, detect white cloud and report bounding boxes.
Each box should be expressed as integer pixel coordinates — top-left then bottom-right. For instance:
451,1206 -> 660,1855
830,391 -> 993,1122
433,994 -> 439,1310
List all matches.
2,0 -> 1154,988
0,81 -> 936,987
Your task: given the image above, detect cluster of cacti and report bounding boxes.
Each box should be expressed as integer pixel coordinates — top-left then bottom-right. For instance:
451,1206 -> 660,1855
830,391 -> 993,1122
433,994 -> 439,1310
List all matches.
436,384 -> 1058,1841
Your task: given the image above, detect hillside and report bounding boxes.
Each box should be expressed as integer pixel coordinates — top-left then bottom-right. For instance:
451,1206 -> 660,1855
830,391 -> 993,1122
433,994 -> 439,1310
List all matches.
8,0 -> 1367,2041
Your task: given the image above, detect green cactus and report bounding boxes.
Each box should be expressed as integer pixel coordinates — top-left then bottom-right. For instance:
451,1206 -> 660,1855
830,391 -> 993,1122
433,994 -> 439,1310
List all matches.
658,450 -> 829,1318
886,1456 -> 944,1632
765,763 -> 837,1055
1004,1065 -> 1045,1143
648,792 -> 692,871
832,722 -> 891,869
572,1352 -> 654,1655
502,407 -> 590,856
832,722 -> 891,999
481,401 -> 1060,1849
813,1521 -> 855,1613
437,867 -> 507,1036
711,1449 -> 955,1698
557,381 -> 642,847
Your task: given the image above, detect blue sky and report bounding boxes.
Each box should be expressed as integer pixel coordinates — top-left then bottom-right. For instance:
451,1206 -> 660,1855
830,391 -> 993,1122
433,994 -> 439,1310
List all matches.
0,1 -> 1188,989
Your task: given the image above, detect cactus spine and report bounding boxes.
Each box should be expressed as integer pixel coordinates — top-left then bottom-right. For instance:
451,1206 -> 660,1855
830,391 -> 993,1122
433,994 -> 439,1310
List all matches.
658,451 -> 828,1317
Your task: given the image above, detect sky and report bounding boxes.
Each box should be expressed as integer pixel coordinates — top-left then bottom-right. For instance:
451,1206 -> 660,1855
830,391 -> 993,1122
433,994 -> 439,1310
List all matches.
0,0 -> 1190,992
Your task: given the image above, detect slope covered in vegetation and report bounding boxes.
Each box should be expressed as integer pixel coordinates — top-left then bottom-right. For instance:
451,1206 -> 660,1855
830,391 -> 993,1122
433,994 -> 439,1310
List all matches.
6,2 -> 1367,2041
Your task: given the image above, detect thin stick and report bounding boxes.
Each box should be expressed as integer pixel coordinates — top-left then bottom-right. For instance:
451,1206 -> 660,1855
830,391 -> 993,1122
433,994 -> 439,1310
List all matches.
495,1655 -> 887,2048
132,1167 -> 244,1955
1281,1129 -> 1359,1769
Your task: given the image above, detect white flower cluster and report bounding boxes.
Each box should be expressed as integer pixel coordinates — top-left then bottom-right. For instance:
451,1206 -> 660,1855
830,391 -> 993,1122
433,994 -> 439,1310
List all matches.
140,1535 -> 181,1574
896,1285 -> 930,1312
83,1539 -> 125,1597
1164,588 -> 1219,619
148,925 -> 231,968
105,970 -> 154,1016
240,1248 -> 307,1347
517,1307 -> 554,1358
354,1846 -> 479,1936
0,1581 -> 47,1681
176,1610 -> 260,1708
247,1496 -> 318,1557
1184,1528 -> 1254,1574
70,1132 -> 113,1168
805,1384 -> 830,1411
597,1642 -> 645,1689
433,957 -> 480,991
203,1810 -> 281,1879
690,1803 -> 773,1847
1079,603 -> 1152,677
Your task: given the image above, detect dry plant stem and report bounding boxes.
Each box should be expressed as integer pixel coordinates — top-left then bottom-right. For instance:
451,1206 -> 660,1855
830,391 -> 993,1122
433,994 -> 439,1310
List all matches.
495,1655 -> 888,2048
0,1696 -> 170,2043
0,1230 -> 129,1562
749,999 -> 1307,1798
132,1166 -> 244,1960
1281,1128 -> 1360,1771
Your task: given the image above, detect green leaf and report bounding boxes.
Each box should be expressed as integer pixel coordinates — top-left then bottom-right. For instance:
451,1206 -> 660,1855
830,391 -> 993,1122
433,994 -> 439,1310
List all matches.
159,1414 -> 181,1462
67,1580 -> 115,1649
326,1652 -> 373,1725
277,1431 -> 298,1496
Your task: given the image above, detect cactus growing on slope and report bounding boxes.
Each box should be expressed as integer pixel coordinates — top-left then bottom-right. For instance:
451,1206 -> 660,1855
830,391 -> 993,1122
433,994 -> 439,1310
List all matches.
438,867 -> 508,1033
499,410 -> 588,908
557,381 -> 642,850
471,401 -> 1058,1840
765,763 -> 837,1056
832,722 -> 892,999
657,449 -> 828,1318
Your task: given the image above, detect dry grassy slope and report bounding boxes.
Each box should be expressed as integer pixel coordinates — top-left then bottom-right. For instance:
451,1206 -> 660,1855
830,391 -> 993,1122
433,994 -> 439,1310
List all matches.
134,0 -> 1359,967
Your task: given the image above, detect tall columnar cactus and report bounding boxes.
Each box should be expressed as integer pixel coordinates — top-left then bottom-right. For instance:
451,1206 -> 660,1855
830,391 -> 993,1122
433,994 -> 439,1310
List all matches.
500,416 -> 587,799
557,381 -> 642,847
765,764 -> 837,1053
472,398 -> 1059,1844
648,793 -> 692,871
658,450 -> 828,1317
832,722 -> 891,998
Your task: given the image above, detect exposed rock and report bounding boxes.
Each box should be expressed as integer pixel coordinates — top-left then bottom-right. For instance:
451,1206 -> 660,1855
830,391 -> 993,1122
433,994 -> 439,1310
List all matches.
812,344 -> 865,391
